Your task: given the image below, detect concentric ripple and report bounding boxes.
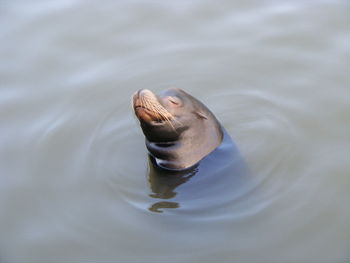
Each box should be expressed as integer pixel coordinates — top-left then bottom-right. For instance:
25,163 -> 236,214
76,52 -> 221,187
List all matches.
205,89 -> 310,214
79,87 -> 310,221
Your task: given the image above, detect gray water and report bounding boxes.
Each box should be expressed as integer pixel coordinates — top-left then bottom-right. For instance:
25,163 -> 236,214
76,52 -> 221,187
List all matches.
1,1 -> 350,262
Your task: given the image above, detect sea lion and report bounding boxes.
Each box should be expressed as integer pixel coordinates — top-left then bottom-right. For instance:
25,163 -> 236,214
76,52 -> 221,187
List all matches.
132,88 -> 223,170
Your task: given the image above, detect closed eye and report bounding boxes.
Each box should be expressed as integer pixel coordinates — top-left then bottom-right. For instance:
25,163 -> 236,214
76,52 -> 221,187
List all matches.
168,96 -> 181,105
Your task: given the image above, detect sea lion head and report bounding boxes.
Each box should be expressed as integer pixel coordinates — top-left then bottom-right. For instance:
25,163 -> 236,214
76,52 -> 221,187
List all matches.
132,88 -> 223,170
133,88 -> 207,141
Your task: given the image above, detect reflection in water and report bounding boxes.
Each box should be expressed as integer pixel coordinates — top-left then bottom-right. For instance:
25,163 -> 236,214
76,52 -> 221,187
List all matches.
147,156 -> 198,212
149,201 -> 179,213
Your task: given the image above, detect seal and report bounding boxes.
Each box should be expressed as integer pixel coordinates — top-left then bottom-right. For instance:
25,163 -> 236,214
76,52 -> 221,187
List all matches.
132,88 -> 223,170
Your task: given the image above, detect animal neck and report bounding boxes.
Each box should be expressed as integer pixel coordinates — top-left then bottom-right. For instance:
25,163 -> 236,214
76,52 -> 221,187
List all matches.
145,120 -> 223,170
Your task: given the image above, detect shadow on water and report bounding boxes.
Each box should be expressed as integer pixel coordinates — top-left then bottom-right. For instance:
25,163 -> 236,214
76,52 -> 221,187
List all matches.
147,130 -> 249,214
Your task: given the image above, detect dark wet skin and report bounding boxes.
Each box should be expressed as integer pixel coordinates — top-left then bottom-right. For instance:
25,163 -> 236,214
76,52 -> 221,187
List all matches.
132,88 -> 248,213
132,88 -> 223,170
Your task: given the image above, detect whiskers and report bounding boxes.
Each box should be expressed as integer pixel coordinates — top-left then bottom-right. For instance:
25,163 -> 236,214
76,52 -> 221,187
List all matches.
134,91 -> 180,131
141,92 -> 173,123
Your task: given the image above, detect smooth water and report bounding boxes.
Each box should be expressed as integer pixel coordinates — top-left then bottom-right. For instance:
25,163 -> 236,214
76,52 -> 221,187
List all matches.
1,1 -> 350,262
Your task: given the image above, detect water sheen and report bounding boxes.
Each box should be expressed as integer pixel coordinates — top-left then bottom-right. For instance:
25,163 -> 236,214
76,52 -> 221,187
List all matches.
1,1 -> 350,263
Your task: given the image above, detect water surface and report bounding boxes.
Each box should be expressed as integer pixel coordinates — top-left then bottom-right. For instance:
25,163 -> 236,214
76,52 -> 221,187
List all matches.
1,1 -> 350,262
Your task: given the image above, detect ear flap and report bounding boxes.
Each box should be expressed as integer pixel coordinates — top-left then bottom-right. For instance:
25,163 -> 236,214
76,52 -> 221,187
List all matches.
194,110 -> 207,120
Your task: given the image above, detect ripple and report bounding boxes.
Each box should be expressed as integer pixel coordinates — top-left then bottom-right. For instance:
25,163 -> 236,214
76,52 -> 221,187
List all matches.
82,99 -> 151,211
205,89 -> 310,213
79,86 -> 314,222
